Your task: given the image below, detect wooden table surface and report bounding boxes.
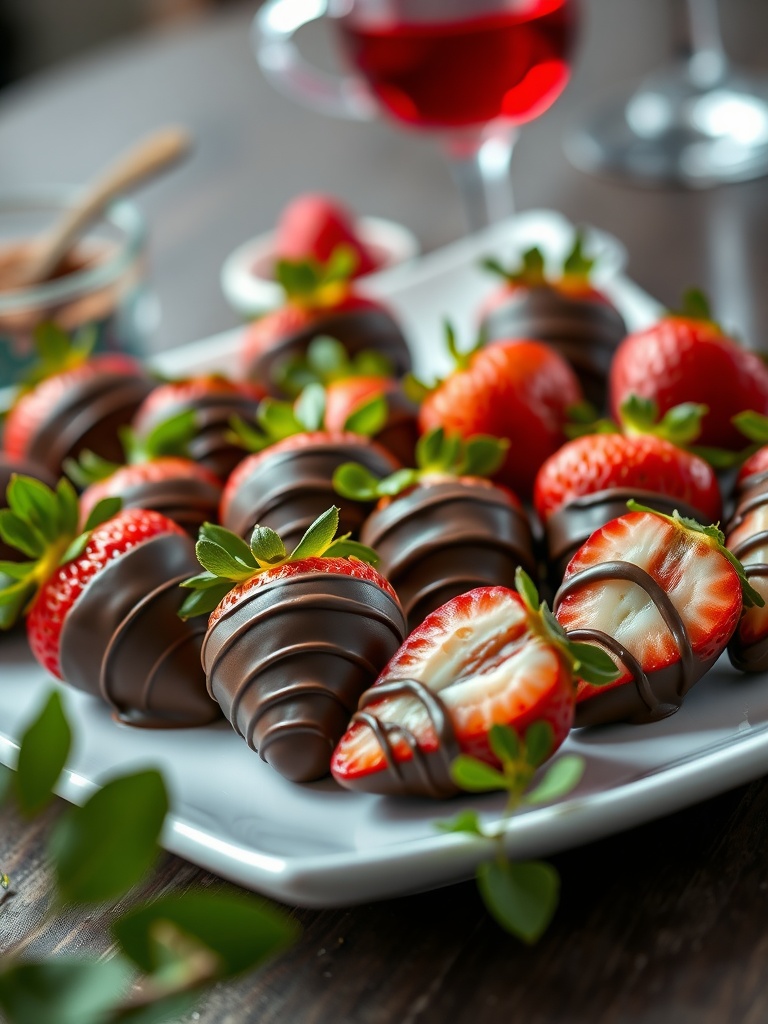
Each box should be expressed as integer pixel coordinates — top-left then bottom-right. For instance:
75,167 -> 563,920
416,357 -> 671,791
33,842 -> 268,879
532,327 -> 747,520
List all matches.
2,1 -> 768,1021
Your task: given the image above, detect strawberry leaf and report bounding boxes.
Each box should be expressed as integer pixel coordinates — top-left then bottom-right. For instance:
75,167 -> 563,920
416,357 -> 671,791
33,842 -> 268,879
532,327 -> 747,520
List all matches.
59,533 -> 92,566
562,231 -> 595,279
294,382 -> 326,432
523,721 -> 554,769
289,506 -> 340,560
7,475 -> 60,543
525,755 -> 584,806
179,570 -> 225,590
514,567 -> 540,613
82,496 -> 122,533
463,435 -> 509,478
324,537 -> 379,565
450,756 -> 507,792
139,408 -> 199,461
178,581 -> 233,620
257,398 -> 304,441
402,373 -> 432,404
196,540 -> 255,581
733,410 -> 768,444
688,444 -> 747,470
0,577 -> 36,629
56,478 -> 80,537
655,402 -> 707,446
250,526 -> 287,565
343,394 -> 387,437
569,641 -> 621,686
0,559 -> 36,580
676,288 -> 714,323
476,859 -> 559,944
0,509 -> 45,559
435,810 -> 485,837
333,462 -> 383,501
199,523 -> 256,566
63,449 -> 122,488
416,427 -> 445,469
489,724 -> 520,765
377,469 -> 420,496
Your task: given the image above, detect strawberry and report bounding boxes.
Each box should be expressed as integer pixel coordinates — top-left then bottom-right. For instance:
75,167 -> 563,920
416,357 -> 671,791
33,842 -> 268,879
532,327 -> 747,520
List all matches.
0,478 -> 215,726
273,193 -> 381,277
240,251 -> 411,393
609,291 -> 768,449
334,428 -> 535,631
131,374 -> 264,482
478,236 -> 626,410
180,506 -> 406,782
330,571 -> 616,798
554,505 -> 760,727
417,328 -> 583,499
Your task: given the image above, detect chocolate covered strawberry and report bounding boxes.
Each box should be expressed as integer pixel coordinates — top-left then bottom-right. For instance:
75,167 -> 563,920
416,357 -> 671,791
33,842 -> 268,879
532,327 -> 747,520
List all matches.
240,250 -> 411,393
554,505 -> 761,727
273,193 -> 381,277
534,397 -> 722,577
68,410 -> 222,537
331,571 -> 616,798
334,428 -> 535,631
180,506 -> 406,783
221,384 -> 399,552
131,374 -> 264,482
3,324 -> 154,476
417,326 -> 583,499
0,477 -> 215,726
479,235 -> 626,408
609,291 -> 768,449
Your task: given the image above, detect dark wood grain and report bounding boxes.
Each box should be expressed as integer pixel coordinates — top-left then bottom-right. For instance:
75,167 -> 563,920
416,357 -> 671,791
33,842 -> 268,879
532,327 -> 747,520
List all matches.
2,0 -> 768,1020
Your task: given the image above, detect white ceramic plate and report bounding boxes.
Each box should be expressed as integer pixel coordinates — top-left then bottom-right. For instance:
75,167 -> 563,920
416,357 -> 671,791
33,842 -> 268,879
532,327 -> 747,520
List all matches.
6,209 -> 764,911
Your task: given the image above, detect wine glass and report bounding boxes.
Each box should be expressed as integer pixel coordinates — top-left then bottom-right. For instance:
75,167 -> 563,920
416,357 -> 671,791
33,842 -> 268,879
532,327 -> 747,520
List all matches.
252,0 -> 579,231
564,0 -> 768,186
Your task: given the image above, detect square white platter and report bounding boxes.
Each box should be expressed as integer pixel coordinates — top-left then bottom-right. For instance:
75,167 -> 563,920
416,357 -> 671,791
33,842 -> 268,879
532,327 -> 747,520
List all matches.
2,209 -> 766,909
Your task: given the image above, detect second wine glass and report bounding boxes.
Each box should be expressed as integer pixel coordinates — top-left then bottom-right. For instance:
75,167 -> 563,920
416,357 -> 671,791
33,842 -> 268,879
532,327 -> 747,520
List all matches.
253,0 -> 579,231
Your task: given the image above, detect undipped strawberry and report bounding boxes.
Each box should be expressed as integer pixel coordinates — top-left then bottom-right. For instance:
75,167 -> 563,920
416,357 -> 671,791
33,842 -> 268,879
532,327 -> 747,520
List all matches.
273,193 -> 381,277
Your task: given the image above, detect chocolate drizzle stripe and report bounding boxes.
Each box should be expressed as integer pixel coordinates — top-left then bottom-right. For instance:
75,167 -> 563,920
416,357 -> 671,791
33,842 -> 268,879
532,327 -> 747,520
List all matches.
565,627 -> 671,716
351,678 -> 461,798
239,681 -> 350,747
738,469 -> 768,494
379,526 -> 534,575
730,530 -> 768,561
744,563 -> 768,580
554,559 -> 697,701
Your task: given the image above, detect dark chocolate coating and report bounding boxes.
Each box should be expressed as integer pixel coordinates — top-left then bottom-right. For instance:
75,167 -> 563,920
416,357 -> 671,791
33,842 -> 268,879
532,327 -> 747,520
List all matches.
480,287 -> 627,409
203,570 -> 407,782
246,308 -> 412,396
107,474 -> 222,538
361,480 -> 536,633
26,369 -> 155,477
372,389 -> 420,468
726,472 -> 768,671
546,488 -> 706,584
223,438 -> 400,552
0,455 -> 57,561
134,391 -> 261,482
554,559 -> 714,727
340,678 -> 462,799
59,532 -> 218,728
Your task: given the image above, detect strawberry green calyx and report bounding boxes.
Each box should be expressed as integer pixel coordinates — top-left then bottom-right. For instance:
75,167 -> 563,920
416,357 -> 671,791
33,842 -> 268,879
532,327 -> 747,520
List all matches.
480,246 -> 546,288
669,288 -> 721,330
274,335 -> 394,398
625,499 -> 765,609
561,231 -> 596,284
332,427 -> 509,502
0,475 -> 121,629
514,567 -> 619,687
404,322 -> 485,401
18,322 -> 96,393
229,382 -> 387,453
618,395 -> 707,447
733,409 -> 768,446
179,505 -> 379,619
275,246 -> 357,310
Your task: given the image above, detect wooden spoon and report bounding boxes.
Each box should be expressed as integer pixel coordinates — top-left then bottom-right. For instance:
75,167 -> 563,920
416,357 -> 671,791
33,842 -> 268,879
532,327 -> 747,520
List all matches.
12,125 -> 192,289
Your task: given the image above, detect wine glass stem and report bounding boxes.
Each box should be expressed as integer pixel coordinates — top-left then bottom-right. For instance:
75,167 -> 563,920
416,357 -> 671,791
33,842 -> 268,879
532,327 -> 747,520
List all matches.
443,128 -> 519,233
674,0 -> 728,83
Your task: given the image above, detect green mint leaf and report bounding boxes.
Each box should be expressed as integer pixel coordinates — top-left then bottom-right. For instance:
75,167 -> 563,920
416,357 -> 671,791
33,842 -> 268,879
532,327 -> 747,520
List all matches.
195,539 -> 255,581
294,382 -> 326,432
435,810 -> 485,837
332,462 -> 383,501
324,538 -> 379,565
476,859 -> 559,944
289,506 -> 340,560
343,394 -> 387,437
0,956 -> 131,1024
82,496 -> 122,533
525,755 -> 585,806
523,721 -> 554,769
250,525 -> 287,565
14,691 -> 72,817
514,566 -> 540,613
570,641 -> 620,686
450,755 -> 507,793
6,475 -> 60,544
0,509 -> 45,559
50,769 -> 169,906
114,889 -> 298,980
488,724 -> 520,766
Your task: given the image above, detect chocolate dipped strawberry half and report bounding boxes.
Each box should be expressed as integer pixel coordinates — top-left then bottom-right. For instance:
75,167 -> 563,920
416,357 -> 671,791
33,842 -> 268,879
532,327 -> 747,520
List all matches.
609,290 -> 768,450
416,324 -> 583,500
554,504 -> 761,728
221,383 -> 400,553
3,323 -> 155,477
0,476 -> 215,726
534,396 -> 723,580
334,427 -> 536,632
180,506 -> 407,783
131,374 -> 264,483
67,409 -> 223,538
479,235 -> 627,409
331,571 -> 617,799
240,249 -> 411,394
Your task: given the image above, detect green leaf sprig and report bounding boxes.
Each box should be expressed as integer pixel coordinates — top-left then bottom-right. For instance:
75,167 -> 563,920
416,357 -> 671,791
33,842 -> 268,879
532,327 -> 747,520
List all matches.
274,335 -> 394,398
480,231 -> 597,291
0,690 -> 297,1024
179,505 -> 379,619
15,322 -> 97,395
332,426 -> 509,503
0,475 -> 120,630
229,380 -> 387,453
403,320 -> 486,401
565,394 -> 709,448
274,245 -> 357,309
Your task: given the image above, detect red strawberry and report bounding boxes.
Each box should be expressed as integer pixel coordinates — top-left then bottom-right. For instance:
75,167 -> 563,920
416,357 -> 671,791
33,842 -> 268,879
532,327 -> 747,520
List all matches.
418,334 -> 582,499
609,291 -> 768,449
554,507 -> 758,727
325,375 -> 419,466
330,575 -> 616,798
273,193 -> 381,277
181,507 -> 406,782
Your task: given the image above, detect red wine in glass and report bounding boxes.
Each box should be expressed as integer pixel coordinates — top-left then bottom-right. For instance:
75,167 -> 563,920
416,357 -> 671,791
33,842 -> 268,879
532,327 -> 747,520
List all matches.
335,0 -> 577,131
